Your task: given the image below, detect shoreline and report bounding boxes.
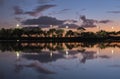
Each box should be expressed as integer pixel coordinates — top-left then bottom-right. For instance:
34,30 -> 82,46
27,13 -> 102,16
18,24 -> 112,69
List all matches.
0,36 -> 120,42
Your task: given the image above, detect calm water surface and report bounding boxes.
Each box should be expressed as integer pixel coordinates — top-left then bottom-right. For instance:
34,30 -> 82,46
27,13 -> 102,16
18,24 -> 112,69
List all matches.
0,42 -> 120,79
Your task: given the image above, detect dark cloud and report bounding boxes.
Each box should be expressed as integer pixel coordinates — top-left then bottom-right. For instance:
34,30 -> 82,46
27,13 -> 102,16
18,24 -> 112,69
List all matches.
38,0 -> 54,4
24,4 -> 56,16
99,20 -> 112,24
13,6 -> 24,15
80,15 -> 112,28
22,16 -> 79,28
80,15 -> 97,28
107,11 -> 120,14
13,4 -> 56,16
22,16 -> 64,26
99,55 -> 110,59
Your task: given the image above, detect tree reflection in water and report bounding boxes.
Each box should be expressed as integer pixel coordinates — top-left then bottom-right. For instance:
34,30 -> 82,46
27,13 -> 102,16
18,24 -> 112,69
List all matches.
15,51 -> 56,74
0,42 -> 120,79
0,42 -> 116,61
0,42 -> 118,74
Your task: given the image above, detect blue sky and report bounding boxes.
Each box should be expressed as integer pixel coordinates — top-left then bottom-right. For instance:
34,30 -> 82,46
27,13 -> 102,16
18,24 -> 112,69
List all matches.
0,0 -> 120,31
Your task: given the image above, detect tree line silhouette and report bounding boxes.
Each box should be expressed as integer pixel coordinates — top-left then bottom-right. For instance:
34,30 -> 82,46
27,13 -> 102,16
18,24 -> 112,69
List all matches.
0,42 -> 120,52
0,27 -> 120,41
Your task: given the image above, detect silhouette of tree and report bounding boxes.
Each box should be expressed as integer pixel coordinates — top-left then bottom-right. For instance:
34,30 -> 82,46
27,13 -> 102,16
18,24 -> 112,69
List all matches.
55,29 -> 64,37
96,30 -> 109,37
65,30 -> 74,37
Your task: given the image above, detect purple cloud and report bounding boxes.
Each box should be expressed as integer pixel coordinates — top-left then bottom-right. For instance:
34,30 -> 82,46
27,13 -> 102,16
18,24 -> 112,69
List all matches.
22,16 -> 64,26
99,55 -> 110,59
22,16 -> 80,28
80,15 -> 97,28
99,20 -> 112,23
38,0 -> 54,4
13,4 -> 56,16
80,15 -> 112,28
24,4 -> 56,16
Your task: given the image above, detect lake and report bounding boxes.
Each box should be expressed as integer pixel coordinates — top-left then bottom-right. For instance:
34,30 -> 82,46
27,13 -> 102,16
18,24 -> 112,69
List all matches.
0,42 -> 120,79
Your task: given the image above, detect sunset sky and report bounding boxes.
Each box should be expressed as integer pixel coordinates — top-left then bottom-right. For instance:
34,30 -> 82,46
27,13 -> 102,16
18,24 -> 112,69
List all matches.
0,0 -> 120,31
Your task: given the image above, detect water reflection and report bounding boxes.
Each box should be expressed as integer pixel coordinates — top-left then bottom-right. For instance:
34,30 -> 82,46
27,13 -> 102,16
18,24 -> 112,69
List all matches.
0,42 -> 120,79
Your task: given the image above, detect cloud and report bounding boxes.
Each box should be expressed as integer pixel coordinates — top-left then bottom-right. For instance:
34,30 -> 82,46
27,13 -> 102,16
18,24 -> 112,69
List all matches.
99,55 -> 110,59
22,16 -> 79,28
107,11 -> 120,14
24,4 -> 56,16
38,0 -> 54,4
60,24 -> 80,28
99,20 -> 112,24
61,19 -> 78,28
13,6 -> 24,15
80,15 -> 97,28
13,4 -> 56,16
80,15 -> 112,28
64,19 -> 77,24
22,16 -> 64,26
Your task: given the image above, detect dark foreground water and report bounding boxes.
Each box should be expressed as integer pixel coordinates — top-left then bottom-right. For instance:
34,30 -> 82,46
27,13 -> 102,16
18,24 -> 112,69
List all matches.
0,42 -> 120,79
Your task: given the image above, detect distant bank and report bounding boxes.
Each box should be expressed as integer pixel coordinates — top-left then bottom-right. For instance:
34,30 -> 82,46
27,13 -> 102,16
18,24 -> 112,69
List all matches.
0,36 -> 120,42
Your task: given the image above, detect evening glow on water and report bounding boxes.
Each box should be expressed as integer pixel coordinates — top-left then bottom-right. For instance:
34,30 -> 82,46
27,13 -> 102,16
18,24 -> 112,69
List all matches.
0,42 -> 120,79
